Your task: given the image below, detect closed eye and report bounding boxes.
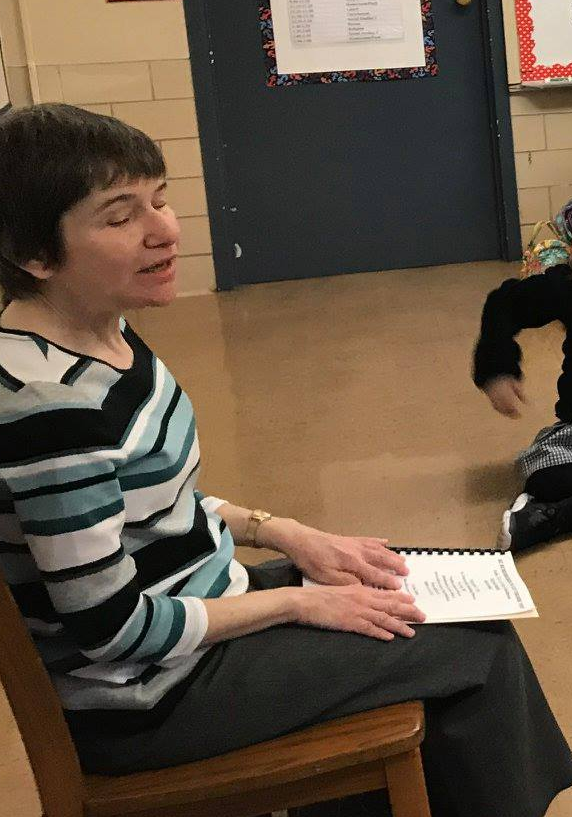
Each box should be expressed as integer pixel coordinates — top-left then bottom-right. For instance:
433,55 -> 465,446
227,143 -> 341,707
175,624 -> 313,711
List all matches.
108,217 -> 130,227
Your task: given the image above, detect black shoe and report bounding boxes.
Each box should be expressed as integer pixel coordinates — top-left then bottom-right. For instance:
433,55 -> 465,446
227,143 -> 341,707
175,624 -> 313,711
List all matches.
498,492 -> 562,552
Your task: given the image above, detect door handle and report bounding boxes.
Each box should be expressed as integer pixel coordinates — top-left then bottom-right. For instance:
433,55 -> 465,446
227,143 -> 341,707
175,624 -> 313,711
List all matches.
456,0 -> 472,4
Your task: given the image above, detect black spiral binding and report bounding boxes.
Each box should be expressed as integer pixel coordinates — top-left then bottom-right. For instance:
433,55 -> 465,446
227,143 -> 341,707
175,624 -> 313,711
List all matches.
389,547 -> 506,556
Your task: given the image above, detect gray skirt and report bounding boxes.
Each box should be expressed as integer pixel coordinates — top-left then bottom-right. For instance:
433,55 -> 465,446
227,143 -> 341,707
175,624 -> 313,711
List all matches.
518,421 -> 572,479
67,560 -> 572,817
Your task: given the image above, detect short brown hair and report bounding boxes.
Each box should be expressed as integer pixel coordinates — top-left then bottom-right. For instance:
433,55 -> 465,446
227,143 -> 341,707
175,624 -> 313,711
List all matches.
0,103 -> 165,303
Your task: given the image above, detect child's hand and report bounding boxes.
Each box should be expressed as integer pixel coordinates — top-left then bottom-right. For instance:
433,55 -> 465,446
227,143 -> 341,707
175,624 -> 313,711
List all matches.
483,376 -> 526,419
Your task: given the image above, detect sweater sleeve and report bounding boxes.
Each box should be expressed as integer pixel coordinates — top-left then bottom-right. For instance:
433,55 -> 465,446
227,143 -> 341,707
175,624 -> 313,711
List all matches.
6,448 -> 208,667
473,266 -> 570,389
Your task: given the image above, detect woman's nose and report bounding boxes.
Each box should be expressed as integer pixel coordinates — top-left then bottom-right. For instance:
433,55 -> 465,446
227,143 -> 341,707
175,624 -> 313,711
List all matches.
144,208 -> 180,249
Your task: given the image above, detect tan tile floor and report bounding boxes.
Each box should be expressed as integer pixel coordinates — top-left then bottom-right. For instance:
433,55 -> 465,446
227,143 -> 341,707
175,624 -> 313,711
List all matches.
2,261 -> 572,815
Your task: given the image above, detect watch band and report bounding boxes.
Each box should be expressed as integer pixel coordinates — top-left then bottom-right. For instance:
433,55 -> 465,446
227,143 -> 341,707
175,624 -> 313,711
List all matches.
244,509 -> 273,546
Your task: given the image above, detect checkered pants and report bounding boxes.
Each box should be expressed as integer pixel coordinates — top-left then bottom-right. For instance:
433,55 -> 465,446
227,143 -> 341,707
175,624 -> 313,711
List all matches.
518,421 -> 572,480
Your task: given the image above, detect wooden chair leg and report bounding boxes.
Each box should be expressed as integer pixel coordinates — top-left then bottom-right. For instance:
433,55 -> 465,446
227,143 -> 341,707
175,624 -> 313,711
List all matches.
385,748 -> 431,817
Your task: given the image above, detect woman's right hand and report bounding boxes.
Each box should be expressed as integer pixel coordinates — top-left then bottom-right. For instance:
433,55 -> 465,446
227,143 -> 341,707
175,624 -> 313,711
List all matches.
483,375 -> 526,419
293,584 -> 426,641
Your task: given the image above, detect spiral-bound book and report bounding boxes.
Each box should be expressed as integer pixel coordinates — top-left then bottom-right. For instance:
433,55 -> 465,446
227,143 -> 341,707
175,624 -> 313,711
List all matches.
391,548 -> 538,623
303,548 -> 538,623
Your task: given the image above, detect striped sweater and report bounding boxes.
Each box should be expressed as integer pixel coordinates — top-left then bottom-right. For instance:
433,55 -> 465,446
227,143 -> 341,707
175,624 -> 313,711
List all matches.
0,320 -> 248,716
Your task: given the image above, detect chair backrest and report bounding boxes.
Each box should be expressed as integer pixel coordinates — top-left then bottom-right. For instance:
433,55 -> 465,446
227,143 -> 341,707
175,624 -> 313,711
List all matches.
0,568 -> 85,817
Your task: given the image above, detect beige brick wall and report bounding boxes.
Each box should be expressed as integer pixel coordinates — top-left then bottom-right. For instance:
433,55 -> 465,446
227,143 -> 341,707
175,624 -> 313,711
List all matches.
511,92 -> 572,250
501,0 -> 572,250
4,58 -> 215,294
0,1 -> 215,296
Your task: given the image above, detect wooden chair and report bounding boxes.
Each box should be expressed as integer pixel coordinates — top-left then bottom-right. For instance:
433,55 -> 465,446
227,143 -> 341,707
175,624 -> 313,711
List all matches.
0,569 -> 431,817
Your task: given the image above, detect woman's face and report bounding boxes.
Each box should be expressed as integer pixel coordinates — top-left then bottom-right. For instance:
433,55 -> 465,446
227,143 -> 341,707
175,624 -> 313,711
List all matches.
46,176 -> 181,312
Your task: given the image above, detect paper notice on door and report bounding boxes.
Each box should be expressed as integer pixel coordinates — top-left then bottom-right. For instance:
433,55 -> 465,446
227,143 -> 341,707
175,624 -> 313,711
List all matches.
288,0 -> 404,46
272,0 -> 424,75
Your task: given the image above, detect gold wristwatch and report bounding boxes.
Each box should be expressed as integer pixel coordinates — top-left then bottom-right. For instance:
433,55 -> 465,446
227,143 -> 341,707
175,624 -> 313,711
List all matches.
245,509 -> 273,546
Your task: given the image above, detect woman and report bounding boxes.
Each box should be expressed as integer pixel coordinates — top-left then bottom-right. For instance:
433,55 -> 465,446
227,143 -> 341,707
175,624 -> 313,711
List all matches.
0,103 -> 570,817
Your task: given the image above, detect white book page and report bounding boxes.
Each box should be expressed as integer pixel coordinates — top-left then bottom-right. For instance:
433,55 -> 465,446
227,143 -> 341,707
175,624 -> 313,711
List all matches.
303,551 -> 538,623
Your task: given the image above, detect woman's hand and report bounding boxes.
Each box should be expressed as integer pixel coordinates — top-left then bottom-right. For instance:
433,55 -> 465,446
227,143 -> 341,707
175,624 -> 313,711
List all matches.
258,519 -> 408,590
483,375 -> 526,419
293,583 -> 426,641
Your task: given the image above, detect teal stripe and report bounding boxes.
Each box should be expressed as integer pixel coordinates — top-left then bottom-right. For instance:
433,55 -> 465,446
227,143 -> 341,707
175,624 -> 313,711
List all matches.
204,565 -> 231,599
117,389 -> 192,481
176,529 -> 234,599
7,459 -> 115,495
153,597 -> 186,660
128,594 -> 175,660
18,479 -> 120,522
22,498 -> 124,536
119,415 -> 195,491
111,371 -> 179,478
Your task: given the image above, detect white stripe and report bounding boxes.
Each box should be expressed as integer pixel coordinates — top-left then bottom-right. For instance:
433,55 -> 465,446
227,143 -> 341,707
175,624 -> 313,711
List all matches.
122,433 -> 200,520
122,473 -> 202,552
1,362 -> 168,479
207,513 -> 223,547
27,511 -> 124,571
200,495 -> 227,514
159,596 -> 208,666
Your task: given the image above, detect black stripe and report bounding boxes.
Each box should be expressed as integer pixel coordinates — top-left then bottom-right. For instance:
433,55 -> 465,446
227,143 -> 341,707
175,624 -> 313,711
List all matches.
59,577 -> 140,651
0,362 -> 24,391
114,595 -> 154,662
60,357 -> 90,385
46,653 -> 93,674
10,581 -> 59,623
0,332 -> 155,465
124,664 -> 163,686
13,471 -> 116,501
133,502 -> 215,588
0,540 -> 24,553
41,545 -> 125,583
123,459 -> 200,529
167,574 -> 191,596
148,384 -> 182,457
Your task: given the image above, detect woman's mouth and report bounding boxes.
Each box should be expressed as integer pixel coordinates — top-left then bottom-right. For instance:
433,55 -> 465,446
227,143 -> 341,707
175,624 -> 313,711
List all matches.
138,256 -> 176,275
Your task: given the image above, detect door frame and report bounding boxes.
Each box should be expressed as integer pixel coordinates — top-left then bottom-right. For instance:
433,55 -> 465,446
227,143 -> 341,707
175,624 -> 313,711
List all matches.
184,0 -> 521,291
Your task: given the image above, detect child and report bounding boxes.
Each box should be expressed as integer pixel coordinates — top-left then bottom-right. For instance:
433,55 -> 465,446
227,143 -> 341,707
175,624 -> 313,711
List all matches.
474,198 -> 572,551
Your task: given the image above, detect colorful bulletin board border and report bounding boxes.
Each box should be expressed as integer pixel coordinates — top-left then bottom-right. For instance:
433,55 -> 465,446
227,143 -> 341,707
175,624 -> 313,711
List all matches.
515,0 -> 572,81
260,0 -> 437,87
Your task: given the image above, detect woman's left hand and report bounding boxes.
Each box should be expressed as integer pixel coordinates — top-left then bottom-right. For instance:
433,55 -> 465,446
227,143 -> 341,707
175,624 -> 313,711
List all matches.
257,518 -> 408,590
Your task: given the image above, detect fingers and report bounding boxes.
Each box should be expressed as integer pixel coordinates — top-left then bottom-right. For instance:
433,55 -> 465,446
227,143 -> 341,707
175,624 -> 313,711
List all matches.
359,562 -> 403,590
366,590 -> 426,622
359,615 -> 416,640
327,570 -> 362,586
364,541 -> 409,575
513,382 -> 527,404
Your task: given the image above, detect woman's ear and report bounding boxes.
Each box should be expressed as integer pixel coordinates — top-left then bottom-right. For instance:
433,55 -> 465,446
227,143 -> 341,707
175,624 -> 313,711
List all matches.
19,258 -> 54,281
